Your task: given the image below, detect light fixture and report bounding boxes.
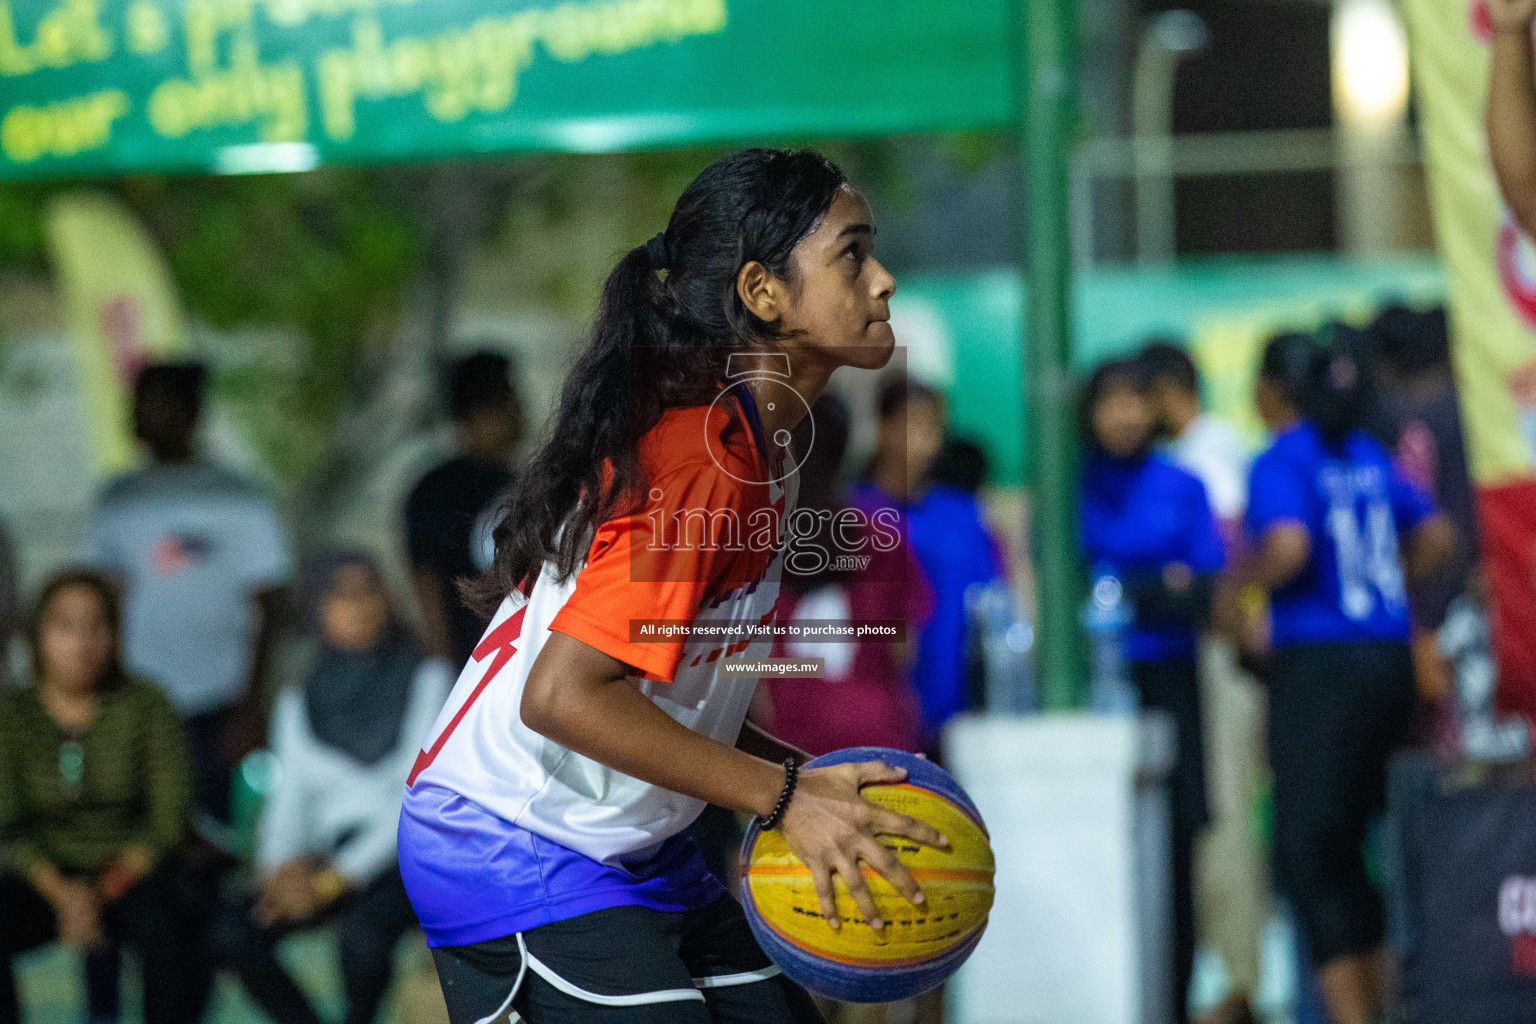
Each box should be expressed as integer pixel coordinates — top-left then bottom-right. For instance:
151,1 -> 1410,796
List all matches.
1151,9 -> 1208,55
214,142 -> 320,175
1332,0 -> 1411,127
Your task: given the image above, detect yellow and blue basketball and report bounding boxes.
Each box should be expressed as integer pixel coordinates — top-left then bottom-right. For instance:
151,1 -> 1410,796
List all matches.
740,746 -> 994,1003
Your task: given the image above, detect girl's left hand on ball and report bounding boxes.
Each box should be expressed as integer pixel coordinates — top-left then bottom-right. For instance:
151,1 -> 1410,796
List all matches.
777,760 -> 948,934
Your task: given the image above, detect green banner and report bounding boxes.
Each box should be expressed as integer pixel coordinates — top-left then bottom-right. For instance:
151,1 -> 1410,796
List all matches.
0,0 -> 1013,180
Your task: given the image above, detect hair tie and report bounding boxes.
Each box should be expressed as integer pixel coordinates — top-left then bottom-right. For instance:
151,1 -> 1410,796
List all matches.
644,232 -> 670,270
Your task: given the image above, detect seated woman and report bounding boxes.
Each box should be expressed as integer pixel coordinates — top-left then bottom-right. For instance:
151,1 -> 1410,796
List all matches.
0,569 -> 205,1024
211,549 -> 450,1024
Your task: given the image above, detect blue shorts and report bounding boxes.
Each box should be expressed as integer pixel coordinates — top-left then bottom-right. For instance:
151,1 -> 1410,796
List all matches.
398,784 -> 725,947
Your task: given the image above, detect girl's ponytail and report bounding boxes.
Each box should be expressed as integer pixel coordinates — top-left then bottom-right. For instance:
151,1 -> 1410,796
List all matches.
1306,345 -> 1367,453
1258,331 -> 1317,413
461,242 -> 666,612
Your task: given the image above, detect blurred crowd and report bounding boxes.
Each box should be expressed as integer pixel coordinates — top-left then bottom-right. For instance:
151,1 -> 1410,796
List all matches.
1077,306 -> 1520,1024
0,354 -> 521,1024
0,305 -> 1506,1024
0,351 -> 1013,1024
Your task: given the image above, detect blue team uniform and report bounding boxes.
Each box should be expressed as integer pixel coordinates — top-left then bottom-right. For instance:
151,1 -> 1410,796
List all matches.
1079,451 -> 1226,662
907,484 -> 1005,732
1245,422 -> 1434,648
1249,420 -> 1439,972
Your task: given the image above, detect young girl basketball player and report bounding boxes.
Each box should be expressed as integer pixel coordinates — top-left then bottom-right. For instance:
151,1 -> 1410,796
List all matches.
398,149 -> 946,1024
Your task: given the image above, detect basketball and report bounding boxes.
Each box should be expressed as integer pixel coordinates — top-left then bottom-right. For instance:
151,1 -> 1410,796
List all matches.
740,746 -> 995,1003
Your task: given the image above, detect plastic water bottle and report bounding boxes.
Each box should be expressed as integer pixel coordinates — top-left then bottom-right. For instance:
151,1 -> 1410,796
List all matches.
964,581 -> 1037,714
1083,569 -> 1138,714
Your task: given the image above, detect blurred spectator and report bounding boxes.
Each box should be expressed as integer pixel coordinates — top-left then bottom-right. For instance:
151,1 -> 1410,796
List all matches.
1253,333 -> 1318,441
1140,341 -> 1248,534
906,437 -> 1006,737
1321,322 -> 1398,448
0,569 -> 205,1024
1244,339 -> 1454,1024
849,377 -> 943,708
760,393 -> 930,757
1079,358 -> 1223,1024
1437,566 -> 1530,761
0,516 -> 15,686
87,362 -> 290,828
406,350 -> 524,669
857,378 -> 944,509
1370,306 -> 1477,631
1139,340 -> 1266,1024
758,392 -> 936,1024
210,549 -> 448,1024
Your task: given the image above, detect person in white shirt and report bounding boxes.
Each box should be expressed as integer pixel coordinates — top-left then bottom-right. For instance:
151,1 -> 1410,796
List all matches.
209,549 -> 450,1024
1140,341 -> 1265,1024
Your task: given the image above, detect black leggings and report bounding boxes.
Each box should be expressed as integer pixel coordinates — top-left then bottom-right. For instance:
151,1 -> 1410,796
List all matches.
1269,640 -> 1415,966
0,867 -> 210,1024
432,897 -> 824,1024
1132,657 -> 1209,1024
210,869 -> 420,1024
184,708 -> 236,825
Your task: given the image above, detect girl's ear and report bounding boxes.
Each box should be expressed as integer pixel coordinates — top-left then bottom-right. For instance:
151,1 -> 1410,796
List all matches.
737,260 -> 787,325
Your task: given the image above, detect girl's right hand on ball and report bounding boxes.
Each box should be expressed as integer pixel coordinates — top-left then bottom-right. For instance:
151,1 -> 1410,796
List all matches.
777,760 -> 948,933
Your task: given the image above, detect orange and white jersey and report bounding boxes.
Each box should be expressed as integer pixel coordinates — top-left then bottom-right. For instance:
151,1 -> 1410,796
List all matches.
403,399 -> 794,865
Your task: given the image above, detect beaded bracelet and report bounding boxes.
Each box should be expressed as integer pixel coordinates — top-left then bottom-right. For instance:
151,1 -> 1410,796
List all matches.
760,757 -> 799,830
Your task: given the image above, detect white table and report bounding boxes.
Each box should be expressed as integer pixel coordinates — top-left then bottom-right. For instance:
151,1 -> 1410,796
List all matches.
943,712 -> 1177,1024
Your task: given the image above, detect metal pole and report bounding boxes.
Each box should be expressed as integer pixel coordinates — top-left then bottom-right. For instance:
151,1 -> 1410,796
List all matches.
1131,11 -> 1207,265
1131,32 -> 1178,264
1022,0 -> 1086,710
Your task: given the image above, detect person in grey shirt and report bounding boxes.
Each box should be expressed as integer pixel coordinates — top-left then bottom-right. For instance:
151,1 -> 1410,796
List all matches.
87,362 -> 291,828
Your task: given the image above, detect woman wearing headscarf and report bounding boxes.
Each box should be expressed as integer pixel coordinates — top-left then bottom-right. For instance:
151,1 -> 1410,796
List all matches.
210,550 -> 451,1024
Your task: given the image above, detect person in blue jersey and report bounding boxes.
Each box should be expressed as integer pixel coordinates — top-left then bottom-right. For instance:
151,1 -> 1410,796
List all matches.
906,437 -> 1006,742
1078,358 -> 1225,1024
1245,335 -> 1454,1024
